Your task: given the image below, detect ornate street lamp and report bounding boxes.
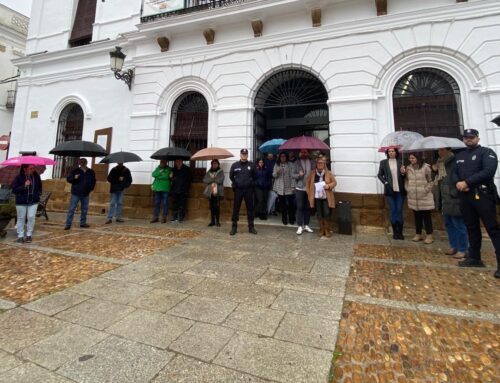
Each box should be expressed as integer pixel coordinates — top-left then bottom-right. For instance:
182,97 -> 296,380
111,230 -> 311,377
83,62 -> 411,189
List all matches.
109,46 -> 134,90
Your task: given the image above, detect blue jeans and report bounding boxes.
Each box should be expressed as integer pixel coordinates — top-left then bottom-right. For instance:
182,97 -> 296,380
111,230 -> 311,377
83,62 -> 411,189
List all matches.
65,194 -> 89,227
444,214 -> 469,252
386,192 -> 404,224
107,191 -> 124,220
154,191 -> 169,218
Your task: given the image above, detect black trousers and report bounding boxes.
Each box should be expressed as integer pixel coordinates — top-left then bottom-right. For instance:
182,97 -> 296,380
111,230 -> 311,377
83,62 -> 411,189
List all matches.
231,188 -> 255,226
171,192 -> 187,220
254,188 -> 269,218
295,189 -> 311,226
413,210 -> 433,235
315,198 -> 331,219
459,191 -> 500,265
209,196 -> 220,222
278,194 -> 295,224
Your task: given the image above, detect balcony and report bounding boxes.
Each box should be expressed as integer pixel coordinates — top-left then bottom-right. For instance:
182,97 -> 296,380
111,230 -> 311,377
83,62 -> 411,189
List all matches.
141,0 -> 255,23
6,90 -> 16,109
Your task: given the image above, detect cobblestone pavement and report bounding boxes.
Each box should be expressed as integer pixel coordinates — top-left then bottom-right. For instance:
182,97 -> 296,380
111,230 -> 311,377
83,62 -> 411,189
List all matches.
0,215 -> 498,383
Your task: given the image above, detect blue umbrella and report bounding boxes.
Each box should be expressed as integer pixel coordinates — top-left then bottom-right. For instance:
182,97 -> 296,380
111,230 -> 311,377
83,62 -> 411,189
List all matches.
259,138 -> 286,154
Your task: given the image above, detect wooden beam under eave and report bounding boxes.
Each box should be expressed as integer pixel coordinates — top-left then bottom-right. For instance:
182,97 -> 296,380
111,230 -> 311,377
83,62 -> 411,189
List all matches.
203,28 -> 215,45
375,0 -> 387,16
311,8 -> 321,27
157,36 -> 169,52
456,0 -> 468,2
251,20 -> 263,37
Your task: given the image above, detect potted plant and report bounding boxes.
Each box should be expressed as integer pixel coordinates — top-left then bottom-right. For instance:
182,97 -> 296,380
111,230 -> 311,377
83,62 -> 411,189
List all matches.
0,200 -> 16,238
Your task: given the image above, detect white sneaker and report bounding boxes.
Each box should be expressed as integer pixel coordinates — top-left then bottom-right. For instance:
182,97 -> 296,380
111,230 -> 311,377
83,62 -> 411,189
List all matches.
296,226 -> 303,235
304,225 -> 313,233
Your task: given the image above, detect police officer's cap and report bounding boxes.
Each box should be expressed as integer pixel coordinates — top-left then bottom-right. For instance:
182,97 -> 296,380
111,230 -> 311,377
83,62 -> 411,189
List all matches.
463,129 -> 479,137
240,148 -> 249,154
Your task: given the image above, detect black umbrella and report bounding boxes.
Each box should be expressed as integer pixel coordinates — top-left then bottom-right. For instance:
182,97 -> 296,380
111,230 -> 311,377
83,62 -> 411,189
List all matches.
150,147 -> 191,160
491,115 -> 500,127
49,140 -> 108,157
99,151 -> 142,164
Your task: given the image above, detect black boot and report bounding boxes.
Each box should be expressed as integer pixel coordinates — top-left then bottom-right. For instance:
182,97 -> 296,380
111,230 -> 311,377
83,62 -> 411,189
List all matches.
216,211 -> 221,227
249,225 -> 257,235
230,222 -> 237,236
398,223 -> 405,240
208,214 -> 215,227
391,223 -> 397,239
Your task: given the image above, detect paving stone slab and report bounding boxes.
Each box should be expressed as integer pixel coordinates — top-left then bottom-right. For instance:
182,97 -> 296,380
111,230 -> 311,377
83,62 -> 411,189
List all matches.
0,350 -> 22,374
153,355 -> 270,382
55,298 -> 136,330
238,253 -> 314,273
18,324 -> 109,370
129,289 -> 187,312
67,278 -> 153,304
256,269 -> 345,296
188,279 -> 281,307
0,299 -> 16,310
169,322 -> 234,362
0,363 -> 74,383
57,336 -> 173,383
138,255 -> 203,273
215,332 -> 332,383
181,248 -> 249,262
184,260 -> 266,283
310,257 -> 351,277
274,312 -> 338,350
168,295 -> 238,324
22,291 -> 90,316
106,309 -> 193,349
0,308 -> 66,353
100,262 -> 161,283
142,272 -> 205,293
223,304 -> 285,337
271,289 -> 344,319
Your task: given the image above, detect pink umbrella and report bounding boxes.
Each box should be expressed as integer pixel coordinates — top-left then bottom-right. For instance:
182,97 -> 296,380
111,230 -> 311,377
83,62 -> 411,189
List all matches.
1,155 -> 56,166
279,136 -> 330,151
0,165 -> 47,186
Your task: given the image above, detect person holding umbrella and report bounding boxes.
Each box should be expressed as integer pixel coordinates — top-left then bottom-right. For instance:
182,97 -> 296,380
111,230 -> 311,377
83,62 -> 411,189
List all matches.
105,163 -> 132,224
11,164 -> 42,243
170,158 -> 192,223
273,152 -> 296,226
292,149 -> 315,235
203,159 -> 224,227
151,159 -> 172,223
64,158 -> 96,230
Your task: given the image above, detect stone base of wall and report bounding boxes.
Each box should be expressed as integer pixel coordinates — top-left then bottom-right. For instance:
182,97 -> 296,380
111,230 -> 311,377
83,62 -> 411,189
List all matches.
43,180 -> 446,230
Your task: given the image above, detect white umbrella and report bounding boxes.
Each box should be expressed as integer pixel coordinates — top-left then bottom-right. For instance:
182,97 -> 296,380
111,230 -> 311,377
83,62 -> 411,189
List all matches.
400,136 -> 466,152
378,131 -> 424,152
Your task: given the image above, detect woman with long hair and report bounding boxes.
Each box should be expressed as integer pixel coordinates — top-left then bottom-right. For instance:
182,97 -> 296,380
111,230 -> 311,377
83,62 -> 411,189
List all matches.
272,152 -> 296,226
203,159 -> 225,227
403,153 -> 435,243
377,147 -> 406,239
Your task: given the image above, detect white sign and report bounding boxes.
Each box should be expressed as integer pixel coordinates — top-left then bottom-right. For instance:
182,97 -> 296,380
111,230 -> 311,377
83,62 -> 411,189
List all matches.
142,0 -> 184,17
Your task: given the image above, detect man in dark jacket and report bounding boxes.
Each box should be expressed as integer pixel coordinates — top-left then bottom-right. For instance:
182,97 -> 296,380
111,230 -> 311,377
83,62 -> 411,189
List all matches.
105,163 -> 132,224
455,128 -> 500,278
64,158 -> 96,230
170,158 -> 192,223
229,148 -> 257,235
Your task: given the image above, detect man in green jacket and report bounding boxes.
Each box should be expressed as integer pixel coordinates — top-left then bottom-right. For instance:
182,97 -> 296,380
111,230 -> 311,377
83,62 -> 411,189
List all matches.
151,160 -> 172,223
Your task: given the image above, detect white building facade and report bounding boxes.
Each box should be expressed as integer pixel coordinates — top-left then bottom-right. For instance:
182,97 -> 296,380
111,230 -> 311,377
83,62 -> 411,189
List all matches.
0,4 -> 28,161
9,0 -> 500,195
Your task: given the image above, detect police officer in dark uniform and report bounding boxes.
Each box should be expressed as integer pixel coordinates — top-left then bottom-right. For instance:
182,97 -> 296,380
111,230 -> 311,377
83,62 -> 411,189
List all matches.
455,128 -> 500,278
229,148 -> 257,235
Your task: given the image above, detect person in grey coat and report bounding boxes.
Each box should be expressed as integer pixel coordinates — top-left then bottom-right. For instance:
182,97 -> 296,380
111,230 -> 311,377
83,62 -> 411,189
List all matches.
292,149 -> 315,235
433,148 -> 468,259
203,159 -> 225,227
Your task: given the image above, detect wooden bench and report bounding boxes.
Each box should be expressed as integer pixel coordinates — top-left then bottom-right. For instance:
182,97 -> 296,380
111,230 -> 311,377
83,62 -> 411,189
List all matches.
36,191 -> 52,220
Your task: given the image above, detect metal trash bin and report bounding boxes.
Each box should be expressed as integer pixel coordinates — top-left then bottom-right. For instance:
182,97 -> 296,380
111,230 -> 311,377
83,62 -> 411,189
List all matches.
337,200 -> 352,235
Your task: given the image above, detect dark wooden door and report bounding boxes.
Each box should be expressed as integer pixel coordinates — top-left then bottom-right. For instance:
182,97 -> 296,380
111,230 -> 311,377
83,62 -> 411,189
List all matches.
92,128 -> 112,182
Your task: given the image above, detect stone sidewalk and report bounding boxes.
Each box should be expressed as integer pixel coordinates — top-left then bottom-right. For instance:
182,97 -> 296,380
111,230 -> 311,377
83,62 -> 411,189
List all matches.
0,215 -> 498,383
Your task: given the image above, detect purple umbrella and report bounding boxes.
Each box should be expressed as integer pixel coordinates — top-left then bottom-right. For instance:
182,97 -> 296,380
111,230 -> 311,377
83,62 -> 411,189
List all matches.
279,136 -> 330,151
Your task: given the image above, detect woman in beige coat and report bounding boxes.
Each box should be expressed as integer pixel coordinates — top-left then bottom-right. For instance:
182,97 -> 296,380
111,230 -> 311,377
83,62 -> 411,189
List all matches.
403,153 -> 435,243
306,156 -> 337,237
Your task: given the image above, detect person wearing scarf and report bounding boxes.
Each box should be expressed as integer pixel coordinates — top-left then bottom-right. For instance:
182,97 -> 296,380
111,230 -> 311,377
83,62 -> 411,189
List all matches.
306,156 -> 337,237
432,147 -> 468,259
11,164 -> 42,243
203,159 -> 225,227
273,152 -> 296,226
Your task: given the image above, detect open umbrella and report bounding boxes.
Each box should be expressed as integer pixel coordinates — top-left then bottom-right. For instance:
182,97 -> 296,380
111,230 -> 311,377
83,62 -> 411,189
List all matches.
150,147 -> 191,161
49,140 -> 108,157
100,151 -> 142,164
279,136 -> 330,151
191,147 -> 234,161
400,136 -> 466,152
378,131 -> 424,153
1,155 -> 55,166
259,139 -> 286,155
491,115 -> 500,127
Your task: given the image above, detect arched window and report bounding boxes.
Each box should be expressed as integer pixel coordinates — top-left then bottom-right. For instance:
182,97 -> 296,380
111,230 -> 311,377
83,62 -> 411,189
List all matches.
393,68 -> 463,138
254,69 -> 329,158
170,91 -> 208,181
53,103 -> 84,178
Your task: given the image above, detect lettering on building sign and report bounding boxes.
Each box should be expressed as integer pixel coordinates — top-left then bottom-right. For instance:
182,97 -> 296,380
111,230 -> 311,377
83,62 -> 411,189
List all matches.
30,111 -> 39,119
208,0 -> 246,9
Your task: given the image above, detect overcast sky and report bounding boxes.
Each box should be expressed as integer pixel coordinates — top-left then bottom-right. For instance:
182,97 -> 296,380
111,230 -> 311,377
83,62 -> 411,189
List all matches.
0,0 -> 32,16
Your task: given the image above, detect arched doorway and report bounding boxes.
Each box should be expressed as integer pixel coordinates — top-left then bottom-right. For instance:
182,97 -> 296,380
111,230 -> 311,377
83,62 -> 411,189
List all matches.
254,69 -> 329,157
53,103 -> 84,178
393,68 -> 463,138
170,91 -> 208,181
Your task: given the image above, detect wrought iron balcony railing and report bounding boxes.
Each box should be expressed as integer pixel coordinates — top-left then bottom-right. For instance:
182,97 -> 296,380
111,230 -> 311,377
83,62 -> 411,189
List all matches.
6,90 -> 16,109
141,0 -> 251,23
